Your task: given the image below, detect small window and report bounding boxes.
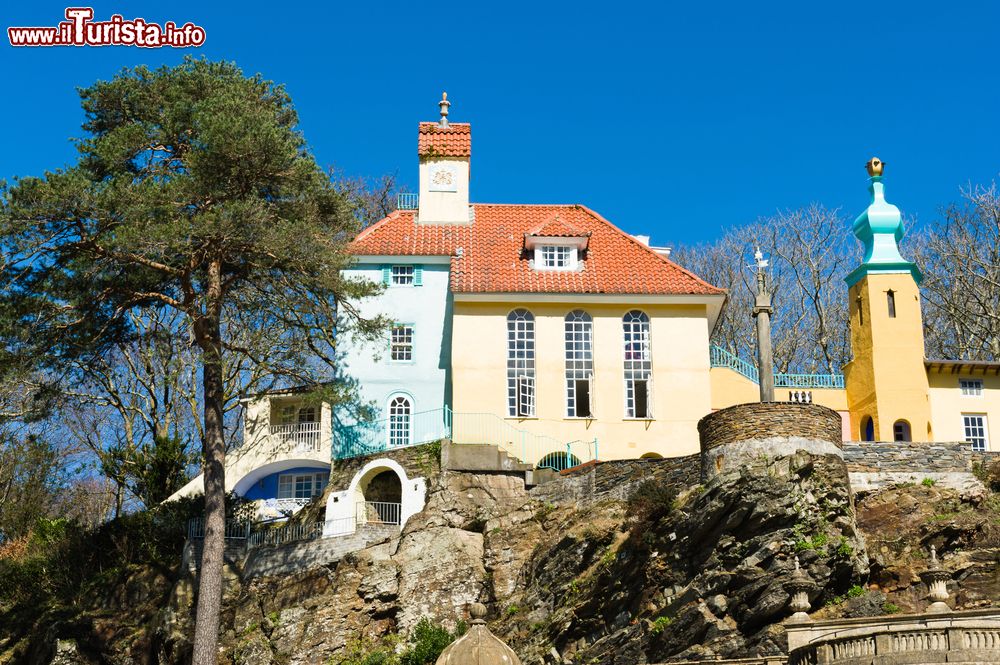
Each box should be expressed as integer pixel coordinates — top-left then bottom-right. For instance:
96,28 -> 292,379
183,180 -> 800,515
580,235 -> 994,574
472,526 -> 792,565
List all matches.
960,379 -> 983,397
892,420 -> 911,442
298,406 -> 317,423
390,324 -> 414,362
391,265 -> 414,286
962,414 -> 988,452
538,245 -> 575,270
279,405 -> 297,425
887,290 -> 896,318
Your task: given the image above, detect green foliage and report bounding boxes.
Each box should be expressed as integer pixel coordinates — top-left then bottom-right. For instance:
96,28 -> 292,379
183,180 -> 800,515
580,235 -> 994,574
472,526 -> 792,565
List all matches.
627,480 -> 677,522
129,435 -> 193,507
847,584 -> 866,598
836,537 -> 854,558
882,602 -> 901,614
0,433 -> 66,542
399,618 -> 455,665
795,531 -> 829,553
329,619 -> 463,665
534,503 -> 556,522
506,605 -> 520,616
921,477 -> 937,487
650,616 -> 672,635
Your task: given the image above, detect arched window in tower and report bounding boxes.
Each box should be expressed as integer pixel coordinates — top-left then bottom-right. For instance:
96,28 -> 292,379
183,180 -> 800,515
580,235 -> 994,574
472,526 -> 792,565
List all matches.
893,419 -> 911,442
887,290 -> 896,318
861,416 -> 875,442
565,310 -> 594,418
623,310 -> 652,418
387,395 -> 412,448
507,309 -> 535,417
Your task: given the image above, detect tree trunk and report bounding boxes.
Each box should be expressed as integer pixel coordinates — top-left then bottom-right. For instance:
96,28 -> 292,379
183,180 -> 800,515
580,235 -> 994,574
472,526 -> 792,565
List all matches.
192,260 -> 227,664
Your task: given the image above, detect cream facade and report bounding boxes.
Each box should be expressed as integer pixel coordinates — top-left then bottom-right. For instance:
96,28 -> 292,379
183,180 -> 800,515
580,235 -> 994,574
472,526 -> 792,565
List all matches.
926,364 -> 1000,450
450,299 -> 715,462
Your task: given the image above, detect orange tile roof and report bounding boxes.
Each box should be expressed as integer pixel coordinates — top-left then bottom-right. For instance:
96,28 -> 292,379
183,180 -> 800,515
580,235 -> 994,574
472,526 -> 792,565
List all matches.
525,213 -> 590,239
349,204 -> 723,296
418,122 -> 472,158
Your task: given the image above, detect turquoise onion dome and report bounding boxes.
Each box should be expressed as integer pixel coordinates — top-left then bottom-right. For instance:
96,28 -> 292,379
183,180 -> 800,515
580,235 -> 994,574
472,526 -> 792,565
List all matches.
845,158 -> 922,287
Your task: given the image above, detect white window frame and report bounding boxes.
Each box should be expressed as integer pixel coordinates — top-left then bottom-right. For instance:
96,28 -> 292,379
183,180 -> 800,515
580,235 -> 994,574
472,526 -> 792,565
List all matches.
565,310 -> 594,418
960,378 -> 984,397
276,472 -> 328,500
623,310 -> 653,419
507,309 -> 536,417
389,324 -> 414,363
387,394 -> 413,448
535,245 -> 577,271
390,265 -> 415,286
962,414 -> 989,452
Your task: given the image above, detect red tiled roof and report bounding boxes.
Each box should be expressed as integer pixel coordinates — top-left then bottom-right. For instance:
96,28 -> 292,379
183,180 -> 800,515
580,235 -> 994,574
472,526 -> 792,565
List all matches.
418,122 -> 472,157
349,205 -> 723,296
525,213 -> 590,239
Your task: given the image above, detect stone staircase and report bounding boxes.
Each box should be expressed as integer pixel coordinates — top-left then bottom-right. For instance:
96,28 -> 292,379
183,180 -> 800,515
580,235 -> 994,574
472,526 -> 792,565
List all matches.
440,441 -> 559,486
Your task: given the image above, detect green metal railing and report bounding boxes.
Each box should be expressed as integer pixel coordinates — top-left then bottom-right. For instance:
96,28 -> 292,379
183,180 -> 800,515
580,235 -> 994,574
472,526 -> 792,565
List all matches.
334,406 -> 597,471
709,345 -> 844,390
396,192 -> 419,210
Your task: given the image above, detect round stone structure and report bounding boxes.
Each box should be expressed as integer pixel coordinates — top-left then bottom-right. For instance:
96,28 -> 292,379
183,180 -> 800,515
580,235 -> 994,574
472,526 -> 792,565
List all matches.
698,402 -> 844,480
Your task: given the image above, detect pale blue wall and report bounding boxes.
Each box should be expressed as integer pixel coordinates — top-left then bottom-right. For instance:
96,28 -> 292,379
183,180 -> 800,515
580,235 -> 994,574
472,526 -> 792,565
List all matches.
337,261 -> 452,432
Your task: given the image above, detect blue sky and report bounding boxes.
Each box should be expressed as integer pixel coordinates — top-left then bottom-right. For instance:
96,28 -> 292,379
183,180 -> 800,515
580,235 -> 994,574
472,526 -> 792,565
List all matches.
2,1 -> 998,247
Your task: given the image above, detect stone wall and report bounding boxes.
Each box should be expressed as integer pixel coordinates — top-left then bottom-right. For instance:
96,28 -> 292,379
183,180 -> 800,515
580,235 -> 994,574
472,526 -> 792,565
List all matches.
844,441 -> 990,495
242,524 -> 399,578
529,455 -> 701,506
699,402 -> 843,451
328,443 -> 440,490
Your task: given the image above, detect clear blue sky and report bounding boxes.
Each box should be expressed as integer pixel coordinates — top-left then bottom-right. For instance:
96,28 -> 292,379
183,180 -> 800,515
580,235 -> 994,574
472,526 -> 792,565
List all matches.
3,1 -> 998,246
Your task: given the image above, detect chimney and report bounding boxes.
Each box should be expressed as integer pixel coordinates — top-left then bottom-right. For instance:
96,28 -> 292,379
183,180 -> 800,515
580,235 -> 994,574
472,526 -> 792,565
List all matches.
417,92 -> 471,225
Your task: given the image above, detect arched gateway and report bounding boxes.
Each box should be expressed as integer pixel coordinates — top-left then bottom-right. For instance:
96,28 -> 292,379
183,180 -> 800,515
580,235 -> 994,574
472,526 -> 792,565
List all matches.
323,458 -> 427,536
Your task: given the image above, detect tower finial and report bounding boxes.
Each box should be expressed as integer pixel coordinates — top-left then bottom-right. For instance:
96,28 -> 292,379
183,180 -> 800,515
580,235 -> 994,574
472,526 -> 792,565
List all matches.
866,157 -> 884,177
438,92 -> 450,128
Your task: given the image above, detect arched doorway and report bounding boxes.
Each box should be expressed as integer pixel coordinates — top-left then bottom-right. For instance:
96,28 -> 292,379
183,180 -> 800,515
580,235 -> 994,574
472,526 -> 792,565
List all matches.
893,420 -> 912,442
861,416 -> 875,442
358,468 -> 403,524
537,451 -> 581,472
388,394 -> 412,448
640,452 -> 664,460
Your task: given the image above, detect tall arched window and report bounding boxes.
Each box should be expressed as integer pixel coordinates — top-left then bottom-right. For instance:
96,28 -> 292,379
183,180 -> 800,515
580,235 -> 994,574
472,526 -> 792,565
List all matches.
388,395 -> 412,448
507,309 -> 535,417
623,310 -> 652,418
565,310 -> 594,417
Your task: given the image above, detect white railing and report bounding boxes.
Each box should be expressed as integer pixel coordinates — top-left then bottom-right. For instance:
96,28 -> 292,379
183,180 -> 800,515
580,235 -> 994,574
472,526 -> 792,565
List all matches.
357,501 -> 402,526
269,421 -> 322,452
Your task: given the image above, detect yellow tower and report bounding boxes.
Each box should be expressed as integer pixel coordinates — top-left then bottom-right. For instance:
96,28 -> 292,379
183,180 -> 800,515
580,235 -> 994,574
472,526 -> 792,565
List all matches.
843,158 -> 930,442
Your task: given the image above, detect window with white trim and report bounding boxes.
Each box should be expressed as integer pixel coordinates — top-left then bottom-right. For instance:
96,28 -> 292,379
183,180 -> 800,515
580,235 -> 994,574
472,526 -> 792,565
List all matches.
277,404 -> 316,425
536,245 -> 576,270
962,414 -> 988,451
623,310 -> 653,418
960,379 -> 983,397
565,310 -> 594,417
507,309 -> 536,416
391,265 -> 414,286
390,324 -> 414,362
388,395 -> 412,447
276,472 -> 328,500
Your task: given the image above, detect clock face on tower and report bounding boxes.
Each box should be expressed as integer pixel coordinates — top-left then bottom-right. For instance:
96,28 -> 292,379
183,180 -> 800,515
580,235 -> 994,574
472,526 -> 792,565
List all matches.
429,164 -> 458,192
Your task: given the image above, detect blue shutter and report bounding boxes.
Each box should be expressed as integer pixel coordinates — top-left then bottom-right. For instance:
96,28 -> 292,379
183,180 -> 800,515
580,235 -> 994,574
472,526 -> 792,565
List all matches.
382,266 -> 392,286
414,266 -> 423,286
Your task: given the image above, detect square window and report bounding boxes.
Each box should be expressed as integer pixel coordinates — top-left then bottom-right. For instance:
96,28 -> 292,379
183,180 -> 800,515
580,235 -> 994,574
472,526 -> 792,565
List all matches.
962,414 -> 988,451
391,265 -> 414,286
390,325 -> 414,362
960,379 -> 983,397
538,245 -> 574,270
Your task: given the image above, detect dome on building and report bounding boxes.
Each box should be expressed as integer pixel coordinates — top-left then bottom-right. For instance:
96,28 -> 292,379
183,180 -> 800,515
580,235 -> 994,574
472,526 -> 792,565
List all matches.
435,604 -> 522,665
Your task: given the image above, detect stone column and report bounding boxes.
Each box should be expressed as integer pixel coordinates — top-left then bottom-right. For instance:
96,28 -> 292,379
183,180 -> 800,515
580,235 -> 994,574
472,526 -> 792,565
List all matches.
753,267 -> 775,403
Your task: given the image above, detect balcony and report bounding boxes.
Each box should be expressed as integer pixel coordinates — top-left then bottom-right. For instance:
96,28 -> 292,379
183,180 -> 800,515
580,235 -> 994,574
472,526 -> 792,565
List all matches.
268,421 -> 322,453
396,192 -> 419,210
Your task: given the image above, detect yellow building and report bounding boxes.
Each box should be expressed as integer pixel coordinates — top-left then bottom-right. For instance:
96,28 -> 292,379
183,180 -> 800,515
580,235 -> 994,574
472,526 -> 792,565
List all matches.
709,159 -> 998,451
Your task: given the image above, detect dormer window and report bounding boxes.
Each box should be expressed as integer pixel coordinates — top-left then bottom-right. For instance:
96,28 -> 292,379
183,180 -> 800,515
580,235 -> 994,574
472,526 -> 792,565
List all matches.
538,245 -> 576,271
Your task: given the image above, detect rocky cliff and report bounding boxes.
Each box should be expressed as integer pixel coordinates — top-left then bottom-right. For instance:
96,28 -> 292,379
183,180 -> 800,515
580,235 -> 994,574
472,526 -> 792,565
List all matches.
3,449 -> 998,665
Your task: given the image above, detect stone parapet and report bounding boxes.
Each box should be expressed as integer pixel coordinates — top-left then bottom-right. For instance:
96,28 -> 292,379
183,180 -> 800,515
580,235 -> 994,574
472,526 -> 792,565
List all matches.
786,608 -> 1000,665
